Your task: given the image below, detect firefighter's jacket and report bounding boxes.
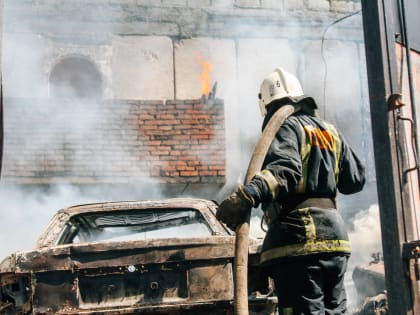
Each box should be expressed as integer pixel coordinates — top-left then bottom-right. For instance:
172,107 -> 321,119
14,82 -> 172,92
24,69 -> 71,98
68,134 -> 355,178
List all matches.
245,103 -> 365,265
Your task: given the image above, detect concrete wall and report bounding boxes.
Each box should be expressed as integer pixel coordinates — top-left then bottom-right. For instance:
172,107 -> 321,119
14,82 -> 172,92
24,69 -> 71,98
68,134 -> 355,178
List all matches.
112,36 -> 174,100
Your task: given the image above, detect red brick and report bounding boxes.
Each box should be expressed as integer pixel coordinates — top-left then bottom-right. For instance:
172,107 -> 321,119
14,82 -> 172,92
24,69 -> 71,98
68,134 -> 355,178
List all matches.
137,114 -> 155,121
175,104 -> 190,110
173,135 -> 191,141
161,164 -> 176,171
173,145 -> 189,150
145,140 -> 161,146
179,155 -> 196,161
209,165 -> 225,170
199,170 -> 218,176
151,150 -> 170,155
159,156 -> 178,161
161,140 -> 177,146
158,125 -> 173,131
173,161 -> 188,167
176,165 -> 195,171
174,125 -> 193,130
181,119 -> 200,124
143,125 -> 158,130
157,114 -> 176,120
150,166 -> 161,177
159,120 -> 180,126
180,171 -> 199,177
145,120 -> 160,125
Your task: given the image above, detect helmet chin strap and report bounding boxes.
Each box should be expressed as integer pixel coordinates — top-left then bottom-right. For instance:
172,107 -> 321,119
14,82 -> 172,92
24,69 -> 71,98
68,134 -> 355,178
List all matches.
259,100 -> 267,117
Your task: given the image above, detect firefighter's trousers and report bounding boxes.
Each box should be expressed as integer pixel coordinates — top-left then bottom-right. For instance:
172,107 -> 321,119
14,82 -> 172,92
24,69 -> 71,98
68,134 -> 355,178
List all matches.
266,254 -> 348,315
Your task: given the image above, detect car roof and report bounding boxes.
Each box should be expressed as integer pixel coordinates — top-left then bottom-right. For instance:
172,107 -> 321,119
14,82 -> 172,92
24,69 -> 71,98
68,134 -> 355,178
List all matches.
36,198 -> 227,248
58,198 -> 218,216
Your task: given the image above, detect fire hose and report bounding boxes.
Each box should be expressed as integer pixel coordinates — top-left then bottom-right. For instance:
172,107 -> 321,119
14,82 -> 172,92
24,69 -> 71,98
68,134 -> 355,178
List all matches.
234,103 -> 302,315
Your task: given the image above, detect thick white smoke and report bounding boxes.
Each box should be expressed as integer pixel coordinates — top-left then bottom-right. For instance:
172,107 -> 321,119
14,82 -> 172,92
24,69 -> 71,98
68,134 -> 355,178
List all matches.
0,183 -> 169,259
0,16 -> 167,259
348,204 -> 382,267
346,204 -> 383,311
0,5 -> 382,312
0,185 -> 95,257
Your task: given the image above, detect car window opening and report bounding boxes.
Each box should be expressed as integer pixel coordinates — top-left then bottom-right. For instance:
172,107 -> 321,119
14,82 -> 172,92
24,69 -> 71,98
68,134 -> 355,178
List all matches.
57,208 -> 213,244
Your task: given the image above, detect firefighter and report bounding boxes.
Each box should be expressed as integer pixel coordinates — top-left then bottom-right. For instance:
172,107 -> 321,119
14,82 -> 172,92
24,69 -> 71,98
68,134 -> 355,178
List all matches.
216,68 -> 365,315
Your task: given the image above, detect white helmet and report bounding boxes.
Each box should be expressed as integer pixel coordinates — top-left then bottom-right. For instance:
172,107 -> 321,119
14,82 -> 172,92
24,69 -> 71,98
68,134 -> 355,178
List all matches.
258,67 -> 310,116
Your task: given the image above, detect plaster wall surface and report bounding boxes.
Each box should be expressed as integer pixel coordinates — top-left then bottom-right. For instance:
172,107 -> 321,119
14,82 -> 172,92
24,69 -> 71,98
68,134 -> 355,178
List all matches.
3,33 -> 48,98
112,36 -> 174,100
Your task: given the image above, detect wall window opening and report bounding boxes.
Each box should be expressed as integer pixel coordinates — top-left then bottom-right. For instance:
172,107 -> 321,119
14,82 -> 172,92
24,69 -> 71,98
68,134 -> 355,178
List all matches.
49,57 -> 103,99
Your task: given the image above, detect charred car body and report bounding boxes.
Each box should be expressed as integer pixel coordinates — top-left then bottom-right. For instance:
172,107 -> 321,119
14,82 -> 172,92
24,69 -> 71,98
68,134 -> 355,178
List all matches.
0,198 -> 276,314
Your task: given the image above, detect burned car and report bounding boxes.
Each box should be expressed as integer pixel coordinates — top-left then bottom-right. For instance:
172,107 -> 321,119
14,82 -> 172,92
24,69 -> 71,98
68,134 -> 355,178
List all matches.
0,198 -> 276,314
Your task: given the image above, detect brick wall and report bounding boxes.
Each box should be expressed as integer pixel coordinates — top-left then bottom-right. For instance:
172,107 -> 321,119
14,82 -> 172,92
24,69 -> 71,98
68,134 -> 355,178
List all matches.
3,98 -> 225,185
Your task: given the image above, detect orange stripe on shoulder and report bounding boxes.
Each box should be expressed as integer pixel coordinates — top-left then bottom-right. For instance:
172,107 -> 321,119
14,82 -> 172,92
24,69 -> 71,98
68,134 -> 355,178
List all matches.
303,126 -> 335,151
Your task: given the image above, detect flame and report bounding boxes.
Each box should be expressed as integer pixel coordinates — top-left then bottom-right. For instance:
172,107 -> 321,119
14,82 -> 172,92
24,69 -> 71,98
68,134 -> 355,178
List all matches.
196,52 -> 212,97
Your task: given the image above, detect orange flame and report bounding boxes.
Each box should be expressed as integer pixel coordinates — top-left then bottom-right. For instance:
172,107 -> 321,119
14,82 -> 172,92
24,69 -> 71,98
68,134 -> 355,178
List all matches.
196,52 -> 212,97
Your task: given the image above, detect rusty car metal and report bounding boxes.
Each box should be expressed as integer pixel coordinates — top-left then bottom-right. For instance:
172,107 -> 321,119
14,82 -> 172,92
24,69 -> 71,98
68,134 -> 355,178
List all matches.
0,198 -> 276,314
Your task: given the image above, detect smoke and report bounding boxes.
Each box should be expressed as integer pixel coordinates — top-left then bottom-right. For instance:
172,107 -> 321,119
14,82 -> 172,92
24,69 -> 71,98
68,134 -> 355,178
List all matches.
348,204 -> 382,268
0,184 -> 95,258
0,1 -> 168,259
346,204 -> 383,310
249,204 -> 383,265
0,182 -> 170,258
0,5 -> 380,308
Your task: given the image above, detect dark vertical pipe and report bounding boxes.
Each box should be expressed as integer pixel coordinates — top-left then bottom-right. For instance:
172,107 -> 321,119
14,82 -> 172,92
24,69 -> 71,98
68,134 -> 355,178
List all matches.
172,39 -> 177,100
398,0 -> 420,180
0,84 -> 3,178
361,0 -> 412,314
0,0 -> 3,178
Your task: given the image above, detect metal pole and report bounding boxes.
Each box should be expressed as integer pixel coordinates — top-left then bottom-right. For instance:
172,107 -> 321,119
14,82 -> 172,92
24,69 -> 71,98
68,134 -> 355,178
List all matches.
361,0 -> 412,313
0,0 -> 3,177
397,0 -> 420,185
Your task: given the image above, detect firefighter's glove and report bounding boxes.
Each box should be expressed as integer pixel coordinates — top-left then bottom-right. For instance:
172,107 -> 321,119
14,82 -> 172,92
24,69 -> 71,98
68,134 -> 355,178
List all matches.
216,186 -> 254,231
